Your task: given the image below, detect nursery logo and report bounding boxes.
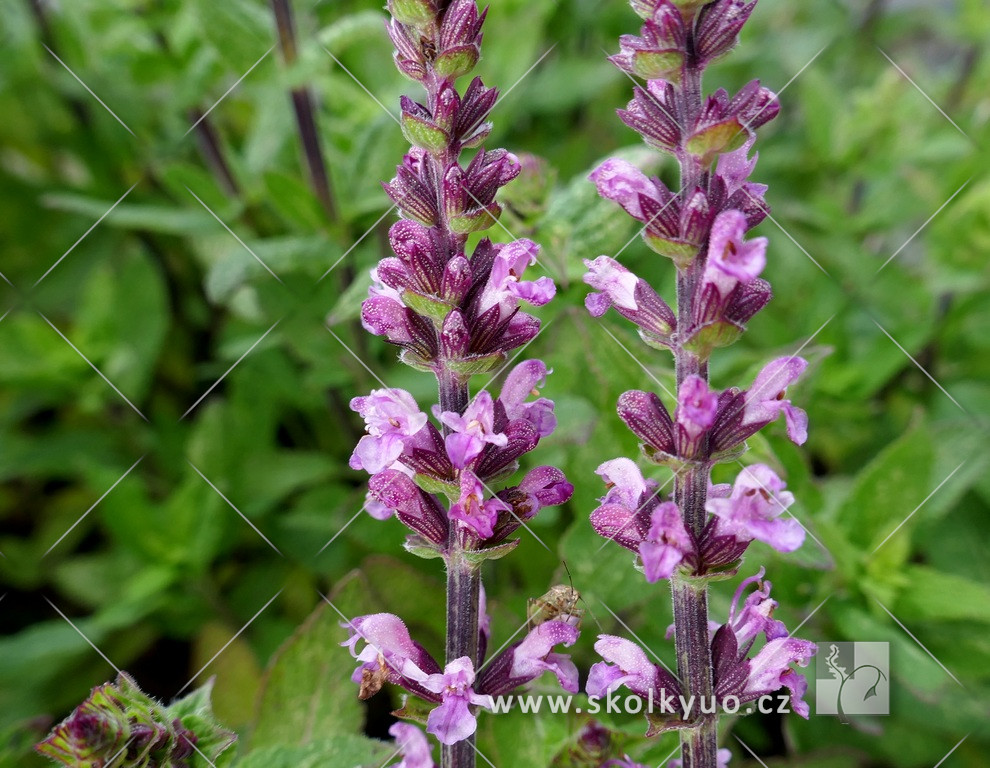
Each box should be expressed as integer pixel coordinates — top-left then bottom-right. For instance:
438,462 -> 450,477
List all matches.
815,641 -> 889,719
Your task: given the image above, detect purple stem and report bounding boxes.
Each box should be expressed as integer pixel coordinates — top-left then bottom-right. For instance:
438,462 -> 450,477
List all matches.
270,0 -> 339,225
438,368 -> 479,768
671,35 -> 719,768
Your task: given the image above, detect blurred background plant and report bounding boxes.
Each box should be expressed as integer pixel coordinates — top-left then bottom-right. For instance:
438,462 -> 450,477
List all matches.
1,0 -> 988,766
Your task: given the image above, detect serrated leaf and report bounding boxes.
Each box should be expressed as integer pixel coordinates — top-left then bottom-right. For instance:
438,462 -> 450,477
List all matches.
249,590 -> 366,749
250,558 -> 442,750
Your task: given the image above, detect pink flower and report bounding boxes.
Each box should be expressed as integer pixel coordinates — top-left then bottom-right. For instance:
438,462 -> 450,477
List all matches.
586,635 -> 681,703
724,567 -> 788,647
742,357 -> 809,444
517,465 -> 573,511
589,158 -> 662,222
591,459 -> 695,581
582,256 -> 677,343
703,209 -> 767,296
448,471 -> 506,539
590,458 -> 663,555
390,723 -> 435,768
439,390 -> 508,469
364,492 -> 395,521
715,140 -> 758,199
676,374 -> 718,440
596,457 -> 649,509
421,658 -> 493,745
499,359 -> 557,437
361,295 -> 416,344
587,635 -> 658,699
369,469 -> 449,545
616,390 -> 675,457
710,573 -> 817,719
478,239 -> 555,314
341,613 -> 437,688
349,388 -> 428,474
745,639 -> 816,718
477,620 -> 582,698
639,502 -> 692,582
583,256 -> 640,316
669,748 -> 732,768
706,464 -> 805,553
508,621 -> 580,692
351,388 -> 427,437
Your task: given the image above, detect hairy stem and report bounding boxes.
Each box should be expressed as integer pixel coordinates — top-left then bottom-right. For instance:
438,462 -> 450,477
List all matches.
439,369 -> 478,768
442,556 -> 480,768
672,28 -> 718,768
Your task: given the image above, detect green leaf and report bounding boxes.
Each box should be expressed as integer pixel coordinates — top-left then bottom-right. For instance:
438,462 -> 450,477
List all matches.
249,591 -> 366,749
191,0 -> 272,71
685,119 -> 748,164
681,320 -> 743,360
477,704 -> 575,766
250,557 -> 442,750
445,353 -> 505,376
642,231 -> 697,266
42,194 -> 215,235
413,473 -> 458,499
463,539 -> 520,564
834,424 -> 933,551
234,736 -> 392,768
167,679 -> 239,768
403,534 -> 446,560
392,693 -> 434,724
434,47 -> 480,80
318,12 -> 389,54
632,50 -> 683,81
389,0 -> 435,27
449,208 -> 500,234
401,291 -> 452,324
894,565 -> 990,624
190,624 -> 263,729
401,113 -> 448,154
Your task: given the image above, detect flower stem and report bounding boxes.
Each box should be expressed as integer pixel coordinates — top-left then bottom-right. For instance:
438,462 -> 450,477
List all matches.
270,0 -> 339,226
671,30 -> 718,768
443,556 -> 480,768
439,369 -> 478,768
672,287 -> 718,767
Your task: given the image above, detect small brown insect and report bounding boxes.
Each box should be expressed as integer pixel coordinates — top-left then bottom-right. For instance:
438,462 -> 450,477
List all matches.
358,656 -> 389,700
527,584 -> 584,631
420,37 -> 437,62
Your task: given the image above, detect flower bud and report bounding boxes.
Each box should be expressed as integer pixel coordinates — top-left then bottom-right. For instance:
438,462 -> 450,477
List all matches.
388,0 -> 437,28
435,1 -> 486,79
696,0 -> 757,64
619,81 -> 683,154
441,256 -> 473,303
387,19 -> 428,81
441,309 -> 471,358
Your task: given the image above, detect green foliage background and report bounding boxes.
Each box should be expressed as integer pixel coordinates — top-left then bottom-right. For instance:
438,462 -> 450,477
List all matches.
1,0 -> 989,765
